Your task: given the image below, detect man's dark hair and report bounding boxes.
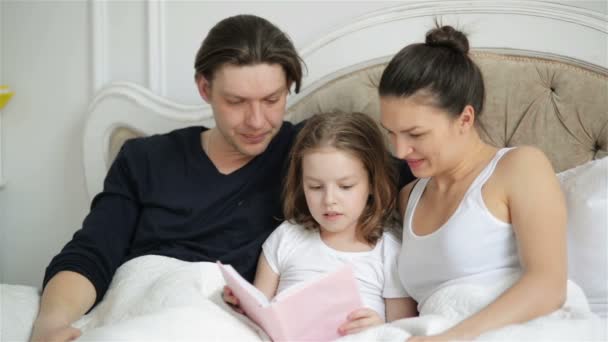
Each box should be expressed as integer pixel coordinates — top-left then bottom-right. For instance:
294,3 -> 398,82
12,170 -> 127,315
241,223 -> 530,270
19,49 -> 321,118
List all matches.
194,14 -> 305,93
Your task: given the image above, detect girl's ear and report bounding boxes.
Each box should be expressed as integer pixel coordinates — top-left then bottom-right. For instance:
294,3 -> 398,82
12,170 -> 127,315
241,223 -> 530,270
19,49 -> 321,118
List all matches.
457,105 -> 476,133
196,75 -> 212,103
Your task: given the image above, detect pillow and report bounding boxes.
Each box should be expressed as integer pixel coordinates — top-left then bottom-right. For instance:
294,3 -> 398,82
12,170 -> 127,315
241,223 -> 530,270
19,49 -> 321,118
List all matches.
557,157 -> 608,318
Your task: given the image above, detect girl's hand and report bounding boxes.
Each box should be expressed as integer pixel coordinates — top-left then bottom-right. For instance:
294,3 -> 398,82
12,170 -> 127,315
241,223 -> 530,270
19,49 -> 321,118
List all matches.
338,307 -> 384,335
222,286 -> 244,314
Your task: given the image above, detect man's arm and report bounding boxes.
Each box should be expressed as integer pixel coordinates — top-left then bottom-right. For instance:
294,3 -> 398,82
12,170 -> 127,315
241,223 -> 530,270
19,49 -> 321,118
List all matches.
32,141 -> 144,341
30,271 -> 96,342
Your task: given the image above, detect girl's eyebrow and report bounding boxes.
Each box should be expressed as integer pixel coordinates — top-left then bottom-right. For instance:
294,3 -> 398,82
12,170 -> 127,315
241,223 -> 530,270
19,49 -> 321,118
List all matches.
303,175 -> 357,182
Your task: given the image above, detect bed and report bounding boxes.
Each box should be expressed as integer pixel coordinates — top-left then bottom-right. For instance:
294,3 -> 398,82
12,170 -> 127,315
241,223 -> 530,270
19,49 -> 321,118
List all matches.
2,2 -> 607,341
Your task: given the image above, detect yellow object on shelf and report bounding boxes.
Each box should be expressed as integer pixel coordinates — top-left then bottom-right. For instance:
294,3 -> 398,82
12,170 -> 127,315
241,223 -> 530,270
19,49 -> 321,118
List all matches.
0,85 -> 14,110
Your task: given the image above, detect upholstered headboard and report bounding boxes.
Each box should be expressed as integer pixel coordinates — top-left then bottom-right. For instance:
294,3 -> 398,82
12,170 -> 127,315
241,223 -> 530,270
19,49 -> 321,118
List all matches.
83,2 -> 608,200
285,52 -> 607,173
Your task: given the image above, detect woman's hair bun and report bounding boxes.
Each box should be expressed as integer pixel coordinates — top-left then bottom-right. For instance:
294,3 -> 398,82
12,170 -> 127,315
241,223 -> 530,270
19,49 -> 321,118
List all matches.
425,25 -> 469,54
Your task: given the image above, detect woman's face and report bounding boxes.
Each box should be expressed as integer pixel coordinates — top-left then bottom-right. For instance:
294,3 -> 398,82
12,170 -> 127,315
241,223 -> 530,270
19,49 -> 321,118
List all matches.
380,95 -> 462,178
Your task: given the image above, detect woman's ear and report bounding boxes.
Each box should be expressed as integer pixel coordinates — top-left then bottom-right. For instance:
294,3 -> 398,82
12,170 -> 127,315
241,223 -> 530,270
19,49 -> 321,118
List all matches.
196,75 -> 212,103
458,105 -> 476,132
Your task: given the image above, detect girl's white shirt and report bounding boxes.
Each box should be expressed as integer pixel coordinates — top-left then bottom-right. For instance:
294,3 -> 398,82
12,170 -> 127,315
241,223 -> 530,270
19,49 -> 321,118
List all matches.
263,220 -> 407,320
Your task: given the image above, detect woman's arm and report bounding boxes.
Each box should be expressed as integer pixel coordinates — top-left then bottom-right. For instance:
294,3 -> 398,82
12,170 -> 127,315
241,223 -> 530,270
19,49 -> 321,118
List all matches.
386,297 -> 418,322
417,147 -> 567,341
30,271 -> 96,342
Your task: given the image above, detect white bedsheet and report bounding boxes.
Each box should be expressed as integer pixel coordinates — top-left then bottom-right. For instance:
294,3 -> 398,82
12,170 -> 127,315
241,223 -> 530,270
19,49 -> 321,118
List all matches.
2,255 -> 606,341
1,284 -> 40,341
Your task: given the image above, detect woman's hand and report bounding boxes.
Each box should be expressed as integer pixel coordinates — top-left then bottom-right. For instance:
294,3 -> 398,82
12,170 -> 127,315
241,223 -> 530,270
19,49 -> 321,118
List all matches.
338,307 -> 384,335
222,286 -> 244,314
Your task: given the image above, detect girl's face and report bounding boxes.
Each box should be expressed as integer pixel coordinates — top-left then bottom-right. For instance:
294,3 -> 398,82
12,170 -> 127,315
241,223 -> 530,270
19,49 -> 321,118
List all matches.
380,95 -> 462,178
302,146 -> 370,240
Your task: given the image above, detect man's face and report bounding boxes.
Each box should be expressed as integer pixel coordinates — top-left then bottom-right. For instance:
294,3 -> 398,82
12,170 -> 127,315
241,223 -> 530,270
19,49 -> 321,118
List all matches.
198,63 -> 289,158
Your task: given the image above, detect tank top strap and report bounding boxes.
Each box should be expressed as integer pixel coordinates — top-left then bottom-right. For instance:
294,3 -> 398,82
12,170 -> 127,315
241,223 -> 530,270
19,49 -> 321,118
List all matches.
403,178 -> 430,236
468,147 -> 516,190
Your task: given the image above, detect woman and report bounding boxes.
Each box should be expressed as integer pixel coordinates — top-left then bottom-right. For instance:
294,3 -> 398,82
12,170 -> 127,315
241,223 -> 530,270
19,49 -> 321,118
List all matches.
379,24 -> 567,341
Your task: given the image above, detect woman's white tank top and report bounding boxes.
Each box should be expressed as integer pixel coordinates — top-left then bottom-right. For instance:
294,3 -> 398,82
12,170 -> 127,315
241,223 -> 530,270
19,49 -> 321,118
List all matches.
398,148 -> 521,306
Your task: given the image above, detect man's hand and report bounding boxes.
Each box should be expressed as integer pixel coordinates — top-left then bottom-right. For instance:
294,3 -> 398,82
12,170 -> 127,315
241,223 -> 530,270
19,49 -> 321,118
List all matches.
30,316 -> 81,342
30,271 -> 96,342
338,307 -> 384,335
222,286 -> 244,314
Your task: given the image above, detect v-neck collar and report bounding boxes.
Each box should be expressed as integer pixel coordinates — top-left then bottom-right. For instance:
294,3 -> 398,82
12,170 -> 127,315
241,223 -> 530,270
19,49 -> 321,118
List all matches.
190,127 -> 262,179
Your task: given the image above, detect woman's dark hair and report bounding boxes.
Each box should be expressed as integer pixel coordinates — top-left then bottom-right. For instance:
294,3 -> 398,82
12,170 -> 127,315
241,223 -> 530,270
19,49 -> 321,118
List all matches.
378,23 -> 485,118
283,112 -> 397,245
194,14 -> 305,93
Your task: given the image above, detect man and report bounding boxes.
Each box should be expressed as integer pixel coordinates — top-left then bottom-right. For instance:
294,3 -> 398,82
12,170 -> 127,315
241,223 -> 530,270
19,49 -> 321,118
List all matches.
31,14 -> 304,341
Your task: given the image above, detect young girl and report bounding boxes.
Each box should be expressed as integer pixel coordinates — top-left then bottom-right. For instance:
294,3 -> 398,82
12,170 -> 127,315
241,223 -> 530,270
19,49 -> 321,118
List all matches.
379,24 -> 569,341
224,112 -> 417,335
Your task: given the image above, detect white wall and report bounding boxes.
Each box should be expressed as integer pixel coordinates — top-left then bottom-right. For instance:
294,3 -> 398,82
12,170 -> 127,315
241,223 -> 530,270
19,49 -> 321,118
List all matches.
0,0 -> 606,288
1,1 -> 91,287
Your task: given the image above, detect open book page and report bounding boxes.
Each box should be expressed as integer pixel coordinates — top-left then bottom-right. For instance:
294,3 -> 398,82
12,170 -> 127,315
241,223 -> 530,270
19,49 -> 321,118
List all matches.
271,265 -> 363,341
218,261 -> 364,341
273,264 -> 355,302
217,262 -> 270,307
218,262 -> 287,339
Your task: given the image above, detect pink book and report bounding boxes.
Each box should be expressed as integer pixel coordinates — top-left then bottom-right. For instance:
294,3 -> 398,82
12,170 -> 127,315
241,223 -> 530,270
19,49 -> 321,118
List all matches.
217,262 -> 364,342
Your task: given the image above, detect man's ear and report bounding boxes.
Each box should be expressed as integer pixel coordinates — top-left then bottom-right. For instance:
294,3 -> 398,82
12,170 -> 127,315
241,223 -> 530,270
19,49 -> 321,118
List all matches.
458,105 -> 476,132
196,75 -> 212,103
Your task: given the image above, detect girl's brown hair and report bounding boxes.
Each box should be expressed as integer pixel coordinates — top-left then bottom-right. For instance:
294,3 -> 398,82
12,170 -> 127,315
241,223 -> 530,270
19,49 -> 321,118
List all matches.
283,112 -> 397,245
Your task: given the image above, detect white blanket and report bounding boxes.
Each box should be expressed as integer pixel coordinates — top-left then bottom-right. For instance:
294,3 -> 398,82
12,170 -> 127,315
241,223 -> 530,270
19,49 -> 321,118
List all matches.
3,255 -> 606,341
338,274 -> 607,341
